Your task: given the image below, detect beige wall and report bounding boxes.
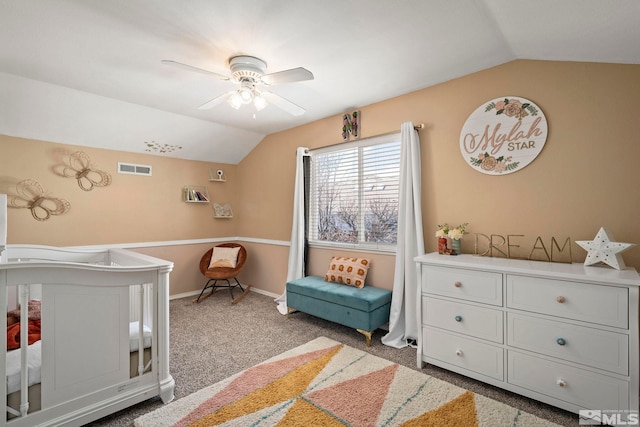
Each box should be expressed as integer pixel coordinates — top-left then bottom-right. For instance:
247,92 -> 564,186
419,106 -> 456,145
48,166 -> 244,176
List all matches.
237,60 -> 640,294
0,136 -> 241,296
0,137 -> 238,245
3,60 -> 640,297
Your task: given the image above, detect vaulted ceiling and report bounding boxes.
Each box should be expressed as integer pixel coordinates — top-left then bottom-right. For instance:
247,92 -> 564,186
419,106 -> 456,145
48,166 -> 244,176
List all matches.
1,0 -> 639,163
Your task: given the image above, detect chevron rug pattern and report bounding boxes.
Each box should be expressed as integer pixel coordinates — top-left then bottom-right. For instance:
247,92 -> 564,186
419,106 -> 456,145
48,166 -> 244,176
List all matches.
134,337 -> 563,427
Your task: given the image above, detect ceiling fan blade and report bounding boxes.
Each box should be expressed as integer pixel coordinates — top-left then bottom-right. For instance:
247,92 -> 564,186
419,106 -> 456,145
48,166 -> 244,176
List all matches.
261,67 -> 314,85
197,92 -> 232,110
262,91 -> 306,116
161,60 -> 230,81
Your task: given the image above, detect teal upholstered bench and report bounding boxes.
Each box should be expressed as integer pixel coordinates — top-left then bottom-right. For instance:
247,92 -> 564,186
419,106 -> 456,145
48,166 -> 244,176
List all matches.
286,276 -> 392,346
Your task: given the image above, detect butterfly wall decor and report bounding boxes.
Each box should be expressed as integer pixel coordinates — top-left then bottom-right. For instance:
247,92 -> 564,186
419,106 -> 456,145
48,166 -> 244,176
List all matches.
8,179 -> 71,221
62,151 -> 112,191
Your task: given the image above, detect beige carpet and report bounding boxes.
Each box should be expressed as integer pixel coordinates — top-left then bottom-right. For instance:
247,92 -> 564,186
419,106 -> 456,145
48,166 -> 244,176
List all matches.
134,336 -> 563,427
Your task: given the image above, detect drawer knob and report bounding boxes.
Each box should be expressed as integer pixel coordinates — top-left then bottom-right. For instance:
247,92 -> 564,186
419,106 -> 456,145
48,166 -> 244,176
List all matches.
455,349 -> 463,357
556,296 -> 566,304
556,378 -> 567,388
556,338 -> 567,346
454,315 -> 463,322
454,281 -> 462,288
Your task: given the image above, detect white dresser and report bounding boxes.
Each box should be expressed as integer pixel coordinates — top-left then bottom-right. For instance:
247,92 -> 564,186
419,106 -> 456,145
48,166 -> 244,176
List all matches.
416,253 -> 640,415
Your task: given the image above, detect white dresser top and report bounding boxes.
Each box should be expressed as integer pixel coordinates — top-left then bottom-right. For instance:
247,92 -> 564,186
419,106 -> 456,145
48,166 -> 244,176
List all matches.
415,252 -> 640,287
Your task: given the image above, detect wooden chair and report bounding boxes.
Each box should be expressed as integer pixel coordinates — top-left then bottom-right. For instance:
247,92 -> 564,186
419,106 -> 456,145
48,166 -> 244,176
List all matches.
195,243 -> 250,304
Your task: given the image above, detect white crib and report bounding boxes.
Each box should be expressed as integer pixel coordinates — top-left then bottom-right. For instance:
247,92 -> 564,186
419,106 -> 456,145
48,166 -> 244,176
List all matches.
0,243 -> 174,427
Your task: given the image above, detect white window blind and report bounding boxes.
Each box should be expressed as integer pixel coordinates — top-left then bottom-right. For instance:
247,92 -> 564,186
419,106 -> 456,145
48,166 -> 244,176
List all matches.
309,133 -> 401,251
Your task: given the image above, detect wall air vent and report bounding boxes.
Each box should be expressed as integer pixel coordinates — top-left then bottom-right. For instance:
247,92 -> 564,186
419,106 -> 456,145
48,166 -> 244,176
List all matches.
118,162 -> 152,176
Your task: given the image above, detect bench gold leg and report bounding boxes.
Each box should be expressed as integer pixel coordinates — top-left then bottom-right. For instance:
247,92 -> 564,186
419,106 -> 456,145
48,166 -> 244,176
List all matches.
356,329 -> 373,347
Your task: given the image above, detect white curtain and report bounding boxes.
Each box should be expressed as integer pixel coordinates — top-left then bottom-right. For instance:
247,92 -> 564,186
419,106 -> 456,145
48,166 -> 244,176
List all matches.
275,147 -> 309,315
381,122 -> 424,348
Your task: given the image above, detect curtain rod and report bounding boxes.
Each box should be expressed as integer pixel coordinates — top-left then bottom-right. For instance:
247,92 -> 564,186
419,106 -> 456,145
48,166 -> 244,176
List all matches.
361,123 -> 425,139
310,123 -> 425,152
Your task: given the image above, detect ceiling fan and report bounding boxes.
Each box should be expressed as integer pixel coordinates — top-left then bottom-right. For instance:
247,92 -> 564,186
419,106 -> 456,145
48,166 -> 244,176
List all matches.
161,55 -> 313,116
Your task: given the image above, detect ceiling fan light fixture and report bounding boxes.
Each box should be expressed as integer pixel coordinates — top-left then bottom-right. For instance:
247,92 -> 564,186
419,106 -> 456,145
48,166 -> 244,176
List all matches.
254,93 -> 268,111
238,86 -> 254,104
227,91 -> 243,109
166,55 -> 311,115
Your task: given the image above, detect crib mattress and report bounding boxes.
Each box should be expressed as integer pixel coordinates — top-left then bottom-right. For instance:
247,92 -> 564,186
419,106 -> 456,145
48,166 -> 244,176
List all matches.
6,322 -> 152,395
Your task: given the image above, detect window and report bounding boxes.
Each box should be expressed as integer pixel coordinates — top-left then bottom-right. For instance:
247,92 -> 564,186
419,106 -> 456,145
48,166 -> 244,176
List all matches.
308,133 -> 401,251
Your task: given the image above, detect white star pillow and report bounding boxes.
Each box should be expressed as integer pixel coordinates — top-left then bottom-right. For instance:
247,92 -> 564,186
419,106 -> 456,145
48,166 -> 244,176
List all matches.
575,227 -> 635,270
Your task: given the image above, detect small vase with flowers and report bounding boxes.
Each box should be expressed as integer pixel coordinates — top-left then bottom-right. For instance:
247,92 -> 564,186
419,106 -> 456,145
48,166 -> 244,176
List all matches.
448,223 -> 468,255
435,224 -> 450,254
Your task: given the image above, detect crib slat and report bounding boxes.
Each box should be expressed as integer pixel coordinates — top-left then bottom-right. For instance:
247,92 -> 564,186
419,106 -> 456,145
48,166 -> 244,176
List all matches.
19,284 -> 30,417
0,275 -> 6,420
0,194 -> 6,262
138,284 -> 145,376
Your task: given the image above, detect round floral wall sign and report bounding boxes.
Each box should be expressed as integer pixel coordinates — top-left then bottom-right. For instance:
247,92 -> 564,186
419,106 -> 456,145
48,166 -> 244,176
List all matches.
459,96 -> 548,175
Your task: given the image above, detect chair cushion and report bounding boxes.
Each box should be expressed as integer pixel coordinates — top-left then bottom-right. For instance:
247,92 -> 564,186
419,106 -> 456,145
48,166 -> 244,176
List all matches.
208,246 -> 241,268
287,276 -> 391,312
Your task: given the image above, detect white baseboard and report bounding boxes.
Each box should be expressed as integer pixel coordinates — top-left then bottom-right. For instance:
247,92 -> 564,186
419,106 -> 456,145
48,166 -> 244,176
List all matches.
169,284 -> 280,301
169,290 -> 201,301
248,286 -> 280,299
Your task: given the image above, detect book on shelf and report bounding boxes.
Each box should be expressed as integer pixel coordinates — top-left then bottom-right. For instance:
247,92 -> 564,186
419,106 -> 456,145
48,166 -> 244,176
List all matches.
184,187 -> 208,202
194,190 -> 208,201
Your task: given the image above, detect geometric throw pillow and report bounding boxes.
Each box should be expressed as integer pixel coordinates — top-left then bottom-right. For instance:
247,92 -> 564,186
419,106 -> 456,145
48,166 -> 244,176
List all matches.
324,256 -> 370,288
208,246 -> 241,269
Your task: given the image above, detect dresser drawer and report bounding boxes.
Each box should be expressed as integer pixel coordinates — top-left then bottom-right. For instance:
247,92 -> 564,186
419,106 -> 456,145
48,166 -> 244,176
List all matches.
507,313 -> 628,374
423,297 -> 503,343
508,351 -> 629,411
506,275 -> 628,328
423,266 -> 502,306
423,327 -> 504,380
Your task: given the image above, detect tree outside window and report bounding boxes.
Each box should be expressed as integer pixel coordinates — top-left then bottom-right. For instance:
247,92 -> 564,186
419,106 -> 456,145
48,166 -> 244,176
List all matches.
309,136 -> 400,250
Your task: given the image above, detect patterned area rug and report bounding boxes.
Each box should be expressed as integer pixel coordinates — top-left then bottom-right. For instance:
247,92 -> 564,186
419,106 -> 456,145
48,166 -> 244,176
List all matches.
134,337 -> 562,427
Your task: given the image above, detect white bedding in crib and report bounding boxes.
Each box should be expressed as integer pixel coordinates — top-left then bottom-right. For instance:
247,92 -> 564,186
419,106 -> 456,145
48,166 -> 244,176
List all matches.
129,321 -> 152,352
6,322 -> 152,394
6,341 -> 41,394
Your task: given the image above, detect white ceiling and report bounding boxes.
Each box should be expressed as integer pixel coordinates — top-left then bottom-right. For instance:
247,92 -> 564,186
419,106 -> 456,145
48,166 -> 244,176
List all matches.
1,0 -> 639,164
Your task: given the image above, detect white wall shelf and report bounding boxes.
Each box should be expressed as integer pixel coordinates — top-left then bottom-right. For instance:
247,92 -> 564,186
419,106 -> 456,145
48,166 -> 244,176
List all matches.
213,202 -> 233,218
183,185 -> 209,203
208,168 -> 227,182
